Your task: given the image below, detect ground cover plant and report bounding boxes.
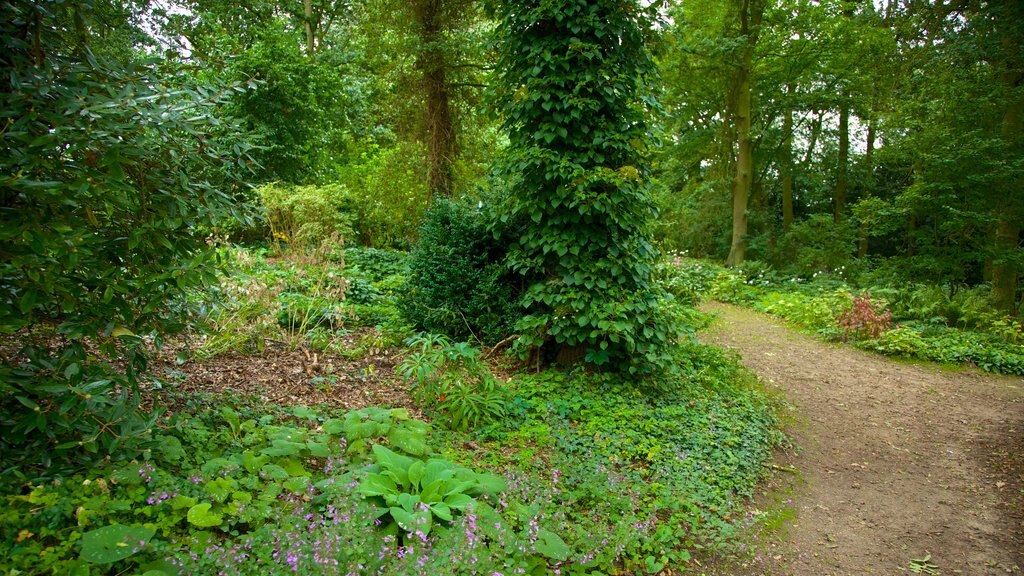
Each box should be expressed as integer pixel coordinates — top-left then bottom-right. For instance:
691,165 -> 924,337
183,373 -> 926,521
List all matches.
673,259 -> 1024,375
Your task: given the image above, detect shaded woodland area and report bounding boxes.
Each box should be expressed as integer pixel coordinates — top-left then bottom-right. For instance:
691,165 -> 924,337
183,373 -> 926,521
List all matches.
0,0 -> 1021,574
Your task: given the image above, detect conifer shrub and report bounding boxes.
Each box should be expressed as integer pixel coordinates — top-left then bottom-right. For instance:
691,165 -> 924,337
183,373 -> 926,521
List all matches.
398,199 -> 519,345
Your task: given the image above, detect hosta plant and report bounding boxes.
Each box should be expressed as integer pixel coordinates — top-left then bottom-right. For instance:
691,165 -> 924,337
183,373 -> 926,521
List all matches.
357,444 -> 506,537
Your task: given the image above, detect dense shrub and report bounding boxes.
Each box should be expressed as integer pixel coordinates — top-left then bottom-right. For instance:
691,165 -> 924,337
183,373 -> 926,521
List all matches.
399,199 -> 520,345
343,247 -> 410,282
877,284 -> 993,329
0,3 -> 257,478
258,183 -> 355,248
657,254 -> 720,306
336,142 -> 431,249
837,293 -> 894,341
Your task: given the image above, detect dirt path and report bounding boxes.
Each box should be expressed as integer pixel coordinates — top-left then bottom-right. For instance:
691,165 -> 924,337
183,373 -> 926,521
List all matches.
699,302 -> 1024,576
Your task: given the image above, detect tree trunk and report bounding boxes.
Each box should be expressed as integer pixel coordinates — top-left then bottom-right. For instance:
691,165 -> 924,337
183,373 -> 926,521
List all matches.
865,118 -> 875,171
726,0 -> 763,267
303,0 -> 314,55
415,0 -> 456,198
834,97 -> 849,222
803,111 -> 821,165
726,62 -> 752,266
992,0 -> 1023,313
781,85 -> 794,232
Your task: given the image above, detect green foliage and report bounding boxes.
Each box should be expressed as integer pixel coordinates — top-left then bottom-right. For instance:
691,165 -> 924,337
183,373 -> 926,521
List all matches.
399,335 -> 507,430
773,214 -> 856,276
276,292 -> 344,331
335,142 -> 432,249
336,407 -> 432,459
345,247 -> 411,282
706,260 -> 1024,374
877,284 -> 994,330
258,183 -> 355,248
358,444 -> 506,537
454,344 -> 784,572
399,199 -> 519,345
226,18 -> 364,184
0,0 -> 257,477
657,253 -> 725,307
859,326 -> 927,357
80,524 -> 155,564
493,0 -> 678,374
756,290 -> 854,335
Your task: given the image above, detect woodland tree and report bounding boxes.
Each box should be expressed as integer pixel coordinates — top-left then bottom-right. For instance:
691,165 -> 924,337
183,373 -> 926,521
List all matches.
494,0 -> 679,372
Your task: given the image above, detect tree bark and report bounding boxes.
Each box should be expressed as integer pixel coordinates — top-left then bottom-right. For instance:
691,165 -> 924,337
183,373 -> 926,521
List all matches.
781,85 -> 795,232
992,217 -> 1020,313
415,0 -> 456,198
834,96 -> 849,222
726,0 -> 763,267
303,0 -> 314,55
992,0 -> 1023,313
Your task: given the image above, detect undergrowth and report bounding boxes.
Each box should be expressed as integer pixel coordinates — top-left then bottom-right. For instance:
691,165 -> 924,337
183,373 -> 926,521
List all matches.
672,258 -> 1024,375
0,248 -> 787,575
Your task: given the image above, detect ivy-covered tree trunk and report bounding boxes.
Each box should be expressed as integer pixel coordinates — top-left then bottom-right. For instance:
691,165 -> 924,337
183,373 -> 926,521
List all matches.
495,0 -> 676,374
415,0 -> 456,197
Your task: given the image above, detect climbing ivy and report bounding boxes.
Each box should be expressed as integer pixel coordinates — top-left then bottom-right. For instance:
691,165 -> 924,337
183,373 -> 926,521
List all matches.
492,0 -> 679,374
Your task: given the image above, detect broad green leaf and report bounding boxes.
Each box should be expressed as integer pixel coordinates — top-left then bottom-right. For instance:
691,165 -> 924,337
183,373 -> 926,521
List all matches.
80,524 -> 155,564
186,503 -> 222,528
407,460 -> 426,490
358,473 -> 398,497
371,444 -> 414,486
534,529 -> 571,561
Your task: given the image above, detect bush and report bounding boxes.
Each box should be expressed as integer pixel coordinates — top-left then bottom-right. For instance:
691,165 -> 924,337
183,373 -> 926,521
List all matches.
0,4 -> 257,478
836,293 -> 893,341
343,247 -> 411,282
399,199 -> 520,345
656,254 -> 721,306
258,183 -> 355,249
881,284 -> 993,329
336,142 -> 431,249
756,289 -> 852,333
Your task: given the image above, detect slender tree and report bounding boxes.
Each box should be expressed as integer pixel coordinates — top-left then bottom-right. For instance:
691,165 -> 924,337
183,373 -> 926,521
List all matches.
725,0 -> 764,266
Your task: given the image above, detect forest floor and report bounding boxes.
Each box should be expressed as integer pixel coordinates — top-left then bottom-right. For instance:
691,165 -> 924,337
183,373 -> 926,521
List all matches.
699,301 -> 1024,576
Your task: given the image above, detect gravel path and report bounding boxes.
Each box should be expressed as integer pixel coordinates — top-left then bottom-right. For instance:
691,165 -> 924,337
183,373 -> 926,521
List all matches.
699,301 -> 1024,575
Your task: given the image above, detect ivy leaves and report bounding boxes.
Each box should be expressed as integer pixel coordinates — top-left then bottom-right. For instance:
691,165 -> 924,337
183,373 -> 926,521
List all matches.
493,0 -> 678,373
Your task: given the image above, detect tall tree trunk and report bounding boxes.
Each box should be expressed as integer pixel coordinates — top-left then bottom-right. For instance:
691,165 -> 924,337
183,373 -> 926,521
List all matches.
303,0 -> 314,55
415,0 -> 456,198
726,61 -> 752,266
834,96 -> 849,223
726,0 -> 763,267
993,5 -> 1022,313
781,84 -> 795,232
992,217 -> 1020,313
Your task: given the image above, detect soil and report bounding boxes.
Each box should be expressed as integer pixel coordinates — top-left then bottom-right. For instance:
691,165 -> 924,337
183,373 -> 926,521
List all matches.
149,332 -> 416,415
699,301 -> 1024,576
